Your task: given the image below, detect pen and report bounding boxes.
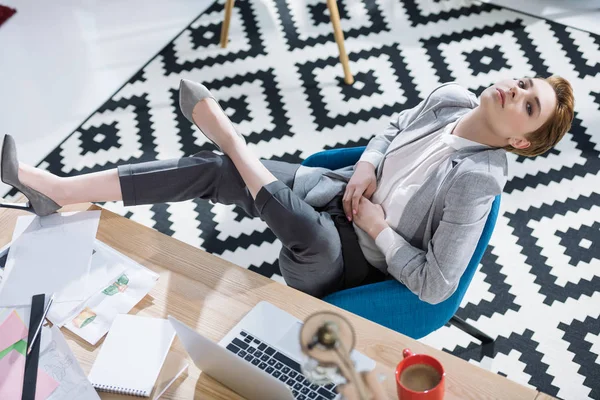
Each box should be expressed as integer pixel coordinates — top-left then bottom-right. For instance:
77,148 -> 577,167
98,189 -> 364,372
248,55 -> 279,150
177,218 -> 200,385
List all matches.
27,293 -> 55,355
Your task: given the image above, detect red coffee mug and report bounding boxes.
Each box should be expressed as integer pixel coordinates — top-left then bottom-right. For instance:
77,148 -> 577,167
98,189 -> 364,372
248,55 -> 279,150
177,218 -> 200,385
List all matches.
395,348 -> 445,400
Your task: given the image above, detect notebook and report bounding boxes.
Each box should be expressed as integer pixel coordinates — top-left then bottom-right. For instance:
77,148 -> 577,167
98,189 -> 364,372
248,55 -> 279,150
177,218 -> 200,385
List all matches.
88,314 -> 176,397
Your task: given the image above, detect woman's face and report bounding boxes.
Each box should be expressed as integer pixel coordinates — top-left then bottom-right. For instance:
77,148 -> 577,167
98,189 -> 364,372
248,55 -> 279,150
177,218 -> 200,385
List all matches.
479,77 -> 557,149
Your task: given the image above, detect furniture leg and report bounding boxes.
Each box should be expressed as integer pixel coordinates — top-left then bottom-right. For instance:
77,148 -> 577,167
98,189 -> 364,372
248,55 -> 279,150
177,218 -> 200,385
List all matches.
450,315 -> 494,345
326,0 -> 354,85
220,0 -> 235,48
449,315 -> 495,360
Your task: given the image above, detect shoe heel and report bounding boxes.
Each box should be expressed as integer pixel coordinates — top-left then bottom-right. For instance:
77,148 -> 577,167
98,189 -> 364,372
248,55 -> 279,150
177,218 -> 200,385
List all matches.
1,134 -> 61,216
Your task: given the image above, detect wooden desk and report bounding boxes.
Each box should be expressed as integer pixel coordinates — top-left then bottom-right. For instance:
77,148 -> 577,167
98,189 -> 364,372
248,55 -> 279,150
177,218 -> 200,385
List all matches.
535,394 -> 558,400
0,204 -> 541,399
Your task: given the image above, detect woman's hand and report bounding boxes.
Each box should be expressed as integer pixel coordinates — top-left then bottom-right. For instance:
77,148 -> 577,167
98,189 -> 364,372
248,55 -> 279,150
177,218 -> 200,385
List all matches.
343,162 -> 377,221
353,197 -> 387,239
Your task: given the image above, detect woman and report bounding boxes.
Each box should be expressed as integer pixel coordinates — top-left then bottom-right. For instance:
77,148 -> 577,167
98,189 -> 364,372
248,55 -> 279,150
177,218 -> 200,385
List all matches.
1,76 -> 574,303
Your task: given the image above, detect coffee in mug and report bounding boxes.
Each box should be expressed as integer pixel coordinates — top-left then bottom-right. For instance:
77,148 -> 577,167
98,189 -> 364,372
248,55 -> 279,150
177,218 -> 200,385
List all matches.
399,363 -> 442,392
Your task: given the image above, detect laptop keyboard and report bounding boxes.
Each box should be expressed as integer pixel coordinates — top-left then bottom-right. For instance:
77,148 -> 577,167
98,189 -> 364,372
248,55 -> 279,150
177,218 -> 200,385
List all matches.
225,330 -> 338,400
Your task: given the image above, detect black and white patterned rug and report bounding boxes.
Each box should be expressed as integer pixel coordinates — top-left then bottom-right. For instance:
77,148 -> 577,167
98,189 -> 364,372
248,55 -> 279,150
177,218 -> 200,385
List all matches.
10,0 -> 600,398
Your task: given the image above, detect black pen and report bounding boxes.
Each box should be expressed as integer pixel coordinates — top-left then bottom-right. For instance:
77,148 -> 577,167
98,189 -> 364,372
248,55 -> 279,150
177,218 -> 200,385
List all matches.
26,293 -> 54,355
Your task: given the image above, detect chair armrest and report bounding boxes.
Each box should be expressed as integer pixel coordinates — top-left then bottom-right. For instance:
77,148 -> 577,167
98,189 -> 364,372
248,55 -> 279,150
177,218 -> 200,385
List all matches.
302,146 -> 367,170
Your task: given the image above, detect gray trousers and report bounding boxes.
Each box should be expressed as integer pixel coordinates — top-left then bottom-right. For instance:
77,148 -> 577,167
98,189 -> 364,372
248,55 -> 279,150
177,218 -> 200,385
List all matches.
117,151 -> 344,298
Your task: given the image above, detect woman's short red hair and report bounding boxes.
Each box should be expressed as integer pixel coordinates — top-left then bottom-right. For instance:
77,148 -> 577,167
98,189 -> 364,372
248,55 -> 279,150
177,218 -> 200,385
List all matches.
506,75 -> 575,157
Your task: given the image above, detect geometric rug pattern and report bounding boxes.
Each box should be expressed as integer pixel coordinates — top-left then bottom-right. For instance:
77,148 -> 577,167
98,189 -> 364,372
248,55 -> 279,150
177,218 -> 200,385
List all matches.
8,0 -> 600,398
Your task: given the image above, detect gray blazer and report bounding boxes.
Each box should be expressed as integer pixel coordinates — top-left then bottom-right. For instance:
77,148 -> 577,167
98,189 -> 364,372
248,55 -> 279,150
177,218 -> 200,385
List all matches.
294,83 -> 508,304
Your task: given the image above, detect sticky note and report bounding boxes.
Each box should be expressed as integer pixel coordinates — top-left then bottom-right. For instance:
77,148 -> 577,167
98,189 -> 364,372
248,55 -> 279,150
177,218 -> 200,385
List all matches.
0,350 -> 59,400
0,310 -> 27,352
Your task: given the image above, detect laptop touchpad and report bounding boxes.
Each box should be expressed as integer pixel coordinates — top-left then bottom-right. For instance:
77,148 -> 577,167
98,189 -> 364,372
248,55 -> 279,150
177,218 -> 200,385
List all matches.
275,322 -> 303,361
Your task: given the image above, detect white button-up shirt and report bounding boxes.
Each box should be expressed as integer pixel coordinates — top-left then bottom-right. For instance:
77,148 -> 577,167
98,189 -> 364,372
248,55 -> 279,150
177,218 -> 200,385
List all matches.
355,119 -> 489,271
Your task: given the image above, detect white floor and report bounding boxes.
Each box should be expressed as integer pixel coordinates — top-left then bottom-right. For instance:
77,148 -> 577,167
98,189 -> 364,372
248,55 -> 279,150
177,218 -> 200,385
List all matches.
0,0 -> 598,196
0,0 -> 213,195
485,0 -> 600,34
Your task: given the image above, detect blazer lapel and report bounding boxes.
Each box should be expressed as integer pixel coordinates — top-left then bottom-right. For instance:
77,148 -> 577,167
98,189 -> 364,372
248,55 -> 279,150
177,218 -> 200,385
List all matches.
385,110 -> 443,155
396,150 -> 466,247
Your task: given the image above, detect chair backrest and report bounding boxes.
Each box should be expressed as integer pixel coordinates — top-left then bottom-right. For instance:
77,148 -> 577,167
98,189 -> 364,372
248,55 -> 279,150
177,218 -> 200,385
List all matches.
302,146 -> 367,171
446,194 -> 500,310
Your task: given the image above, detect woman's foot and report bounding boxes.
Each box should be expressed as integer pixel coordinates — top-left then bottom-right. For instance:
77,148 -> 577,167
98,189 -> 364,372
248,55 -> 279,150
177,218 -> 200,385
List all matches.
1,135 -> 63,216
178,79 -> 245,152
17,164 -> 66,206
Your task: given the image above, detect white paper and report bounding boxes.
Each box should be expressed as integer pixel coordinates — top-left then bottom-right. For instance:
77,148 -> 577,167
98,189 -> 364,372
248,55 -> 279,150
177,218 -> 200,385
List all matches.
0,240 -> 139,327
48,241 -> 132,326
64,260 -> 159,345
0,211 -> 100,307
40,325 -> 100,400
0,306 -> 32,327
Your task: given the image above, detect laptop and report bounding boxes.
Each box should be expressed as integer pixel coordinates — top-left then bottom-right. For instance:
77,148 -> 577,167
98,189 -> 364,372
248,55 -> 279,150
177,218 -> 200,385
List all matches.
168,301 -> 376,400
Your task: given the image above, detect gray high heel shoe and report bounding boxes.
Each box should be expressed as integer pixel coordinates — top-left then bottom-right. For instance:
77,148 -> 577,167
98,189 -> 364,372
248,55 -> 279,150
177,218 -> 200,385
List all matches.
1,134 -> 61,216
178,79 -> 245,148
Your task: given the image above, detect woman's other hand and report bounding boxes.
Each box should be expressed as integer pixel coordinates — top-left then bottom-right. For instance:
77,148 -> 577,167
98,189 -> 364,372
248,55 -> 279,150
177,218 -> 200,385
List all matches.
353,197 -> 387,240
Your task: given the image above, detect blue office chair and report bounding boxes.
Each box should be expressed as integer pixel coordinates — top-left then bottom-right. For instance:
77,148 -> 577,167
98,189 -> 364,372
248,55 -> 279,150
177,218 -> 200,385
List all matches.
302,146 -> 499,346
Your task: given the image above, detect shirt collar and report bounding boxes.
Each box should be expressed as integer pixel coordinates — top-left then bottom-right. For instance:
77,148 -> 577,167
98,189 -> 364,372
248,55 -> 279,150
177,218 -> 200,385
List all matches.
441,118 -> 490,151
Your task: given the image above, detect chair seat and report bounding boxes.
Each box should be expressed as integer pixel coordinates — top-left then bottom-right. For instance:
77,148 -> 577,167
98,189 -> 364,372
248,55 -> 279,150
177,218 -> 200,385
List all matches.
324,280 -> 458,339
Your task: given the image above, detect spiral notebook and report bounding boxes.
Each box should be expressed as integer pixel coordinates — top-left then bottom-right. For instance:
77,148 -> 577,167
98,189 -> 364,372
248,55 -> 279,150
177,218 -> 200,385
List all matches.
88,314 -> 176,397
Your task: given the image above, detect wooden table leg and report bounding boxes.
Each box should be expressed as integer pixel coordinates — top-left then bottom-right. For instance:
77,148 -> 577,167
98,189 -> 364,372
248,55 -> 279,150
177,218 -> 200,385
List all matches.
326,0 -> 354,85
220,0 -> 235,48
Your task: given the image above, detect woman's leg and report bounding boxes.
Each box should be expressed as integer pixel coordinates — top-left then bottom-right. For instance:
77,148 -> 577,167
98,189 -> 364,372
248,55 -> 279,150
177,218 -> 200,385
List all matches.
18,93 -> 345,297
17,164 -> 121,206
17,153 -> 297,219
16,96 -> 284,207
115,152 -> 298,218
189,97 -> 275,199
190,98 -> 344,297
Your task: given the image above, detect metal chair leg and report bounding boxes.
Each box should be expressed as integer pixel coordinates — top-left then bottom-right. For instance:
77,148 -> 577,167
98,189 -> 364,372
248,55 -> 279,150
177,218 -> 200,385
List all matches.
449,315 -> 495,358
220,0 -> 235,48
326,0 -> 354,85
450,315 -> 493,344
